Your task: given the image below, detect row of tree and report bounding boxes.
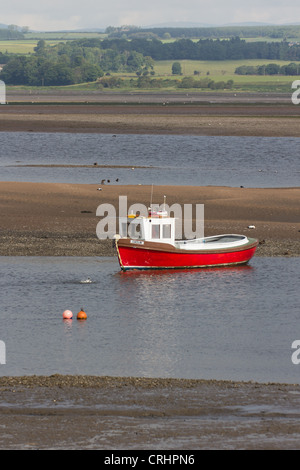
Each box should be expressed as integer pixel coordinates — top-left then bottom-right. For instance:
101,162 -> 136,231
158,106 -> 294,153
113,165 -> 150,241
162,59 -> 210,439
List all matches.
235,62 -> 300,75
106,24 -> 300,40
75,36 -> 300,61
98,75 -> 235,90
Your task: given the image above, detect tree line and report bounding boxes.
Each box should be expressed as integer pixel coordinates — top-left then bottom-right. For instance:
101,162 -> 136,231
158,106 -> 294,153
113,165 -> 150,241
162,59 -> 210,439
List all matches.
106,24 -> 300,40
76,36 -> 300,61
235,62 -> 300,75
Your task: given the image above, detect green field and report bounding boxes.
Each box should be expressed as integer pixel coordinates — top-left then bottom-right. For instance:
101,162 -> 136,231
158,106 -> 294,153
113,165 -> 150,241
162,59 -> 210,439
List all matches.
152,59 -> 296,92
0,40 -> 37,53
24,32 -> 107,40
0,32 -> 107,53
154,59 -> 293,76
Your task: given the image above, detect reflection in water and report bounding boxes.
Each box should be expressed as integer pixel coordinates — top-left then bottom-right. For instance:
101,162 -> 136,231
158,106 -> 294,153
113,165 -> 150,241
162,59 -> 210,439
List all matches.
115,264 -> 256,378
0,257 -> 299,383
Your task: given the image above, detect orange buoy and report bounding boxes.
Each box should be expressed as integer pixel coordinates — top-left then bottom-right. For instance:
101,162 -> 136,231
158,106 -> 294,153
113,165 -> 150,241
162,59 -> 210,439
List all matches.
77,308 -> 87,320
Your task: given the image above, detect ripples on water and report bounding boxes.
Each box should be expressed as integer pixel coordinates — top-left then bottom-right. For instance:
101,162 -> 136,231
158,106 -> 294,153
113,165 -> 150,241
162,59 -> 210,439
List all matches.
0,132 -> 299,187
0,257 -> 299,383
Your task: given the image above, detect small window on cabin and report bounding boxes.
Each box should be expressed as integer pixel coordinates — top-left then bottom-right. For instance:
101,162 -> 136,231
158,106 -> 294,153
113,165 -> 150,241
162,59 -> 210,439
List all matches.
152,224 -> 160,239
162,224 -> 171,239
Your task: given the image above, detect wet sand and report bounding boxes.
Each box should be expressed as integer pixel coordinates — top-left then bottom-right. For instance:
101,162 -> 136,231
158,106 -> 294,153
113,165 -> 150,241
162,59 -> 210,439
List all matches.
1,97 -> 300,137
1,375 -> 300,450
0,182 -> 299,257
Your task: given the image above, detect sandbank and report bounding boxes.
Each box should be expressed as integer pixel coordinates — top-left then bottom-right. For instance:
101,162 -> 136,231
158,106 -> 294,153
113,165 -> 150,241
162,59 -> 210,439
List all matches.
0,182 -> 299,257
1,97 -> 300,137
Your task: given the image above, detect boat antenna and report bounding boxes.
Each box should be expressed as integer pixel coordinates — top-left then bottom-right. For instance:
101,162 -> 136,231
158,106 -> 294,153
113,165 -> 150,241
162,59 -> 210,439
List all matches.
150,183 -> 154,210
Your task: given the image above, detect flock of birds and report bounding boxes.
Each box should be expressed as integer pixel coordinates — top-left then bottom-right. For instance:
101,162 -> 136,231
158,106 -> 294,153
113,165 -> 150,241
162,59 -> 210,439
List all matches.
97,178 -> 119,191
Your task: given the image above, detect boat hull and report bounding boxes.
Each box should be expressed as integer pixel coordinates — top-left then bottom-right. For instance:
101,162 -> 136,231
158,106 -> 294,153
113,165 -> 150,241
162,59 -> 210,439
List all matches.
116,238 -> 259,271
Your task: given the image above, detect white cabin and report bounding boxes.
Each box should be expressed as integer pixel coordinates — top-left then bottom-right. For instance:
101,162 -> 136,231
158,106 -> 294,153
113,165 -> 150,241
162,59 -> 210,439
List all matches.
118,208 -> 249,251
119,209 -> 176,245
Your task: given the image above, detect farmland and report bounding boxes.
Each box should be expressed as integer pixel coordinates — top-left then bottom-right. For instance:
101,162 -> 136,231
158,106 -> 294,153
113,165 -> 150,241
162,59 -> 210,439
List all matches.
0,32 -> 299,93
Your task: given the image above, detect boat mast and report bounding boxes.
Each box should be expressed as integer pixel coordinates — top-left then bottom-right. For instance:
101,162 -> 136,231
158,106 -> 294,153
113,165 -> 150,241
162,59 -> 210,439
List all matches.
149,183 -> 154,213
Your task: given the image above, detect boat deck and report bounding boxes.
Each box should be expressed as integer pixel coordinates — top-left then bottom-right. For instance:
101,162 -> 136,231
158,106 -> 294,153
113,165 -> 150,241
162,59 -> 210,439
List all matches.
174,234 -> 248,251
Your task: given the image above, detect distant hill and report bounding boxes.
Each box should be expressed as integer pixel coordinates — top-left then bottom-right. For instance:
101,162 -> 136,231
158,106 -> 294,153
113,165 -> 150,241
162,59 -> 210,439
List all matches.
144,21 -> 275,28
47,28 -> 106,33
143,22 -> 216,28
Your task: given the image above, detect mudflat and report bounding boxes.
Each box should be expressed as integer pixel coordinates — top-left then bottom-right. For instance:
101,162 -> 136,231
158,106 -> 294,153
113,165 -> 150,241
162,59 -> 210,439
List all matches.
1,89 -> 300,137
1,375 -> 300,450
1,100 -> 300,136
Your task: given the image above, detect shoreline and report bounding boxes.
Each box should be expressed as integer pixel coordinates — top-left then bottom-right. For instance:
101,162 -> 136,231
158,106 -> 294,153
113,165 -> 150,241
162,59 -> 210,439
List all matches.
0,373 -> 296,387
0,182 -> 299,257
1,374 -> 300,449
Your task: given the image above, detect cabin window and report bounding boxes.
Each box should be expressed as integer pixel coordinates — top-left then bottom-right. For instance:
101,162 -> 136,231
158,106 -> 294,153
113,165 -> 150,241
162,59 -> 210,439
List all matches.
162,224 -> 171,239
152,224 -> 160,239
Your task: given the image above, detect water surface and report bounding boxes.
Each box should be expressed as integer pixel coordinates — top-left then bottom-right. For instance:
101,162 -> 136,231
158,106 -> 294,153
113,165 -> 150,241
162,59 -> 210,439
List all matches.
0,256 -> 299,383
1,132 -> 299,187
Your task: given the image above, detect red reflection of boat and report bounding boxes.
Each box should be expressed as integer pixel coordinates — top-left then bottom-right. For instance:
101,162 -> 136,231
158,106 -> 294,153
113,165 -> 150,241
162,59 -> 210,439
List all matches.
114,209 -> 258,272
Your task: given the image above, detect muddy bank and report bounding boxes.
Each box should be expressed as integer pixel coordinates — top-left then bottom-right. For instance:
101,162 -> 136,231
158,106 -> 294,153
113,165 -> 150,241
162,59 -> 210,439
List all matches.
1,100 -> 300,136
0,375 -> 300,449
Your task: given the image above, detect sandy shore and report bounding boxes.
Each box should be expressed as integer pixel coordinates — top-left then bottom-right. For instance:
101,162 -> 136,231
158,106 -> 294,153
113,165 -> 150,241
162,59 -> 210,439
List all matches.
0,182 -> 299,257
0,375 -> 300,449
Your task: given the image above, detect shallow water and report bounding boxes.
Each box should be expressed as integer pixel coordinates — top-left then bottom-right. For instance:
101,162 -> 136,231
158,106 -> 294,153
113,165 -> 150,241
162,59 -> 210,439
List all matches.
0,256 -> 299,383
1,132 -> 299,187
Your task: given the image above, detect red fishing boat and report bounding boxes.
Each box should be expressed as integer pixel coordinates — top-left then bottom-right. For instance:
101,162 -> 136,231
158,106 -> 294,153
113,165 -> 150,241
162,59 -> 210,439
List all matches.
114,207 -> 258,271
